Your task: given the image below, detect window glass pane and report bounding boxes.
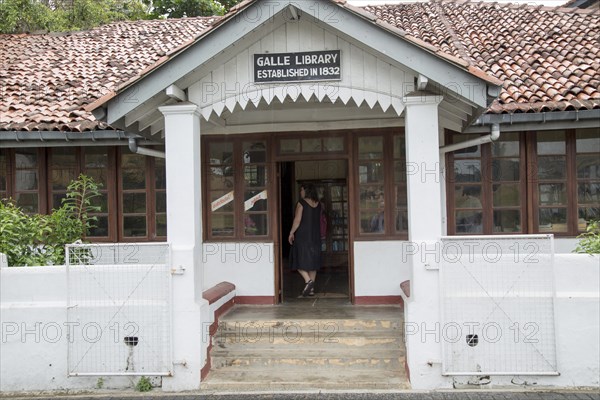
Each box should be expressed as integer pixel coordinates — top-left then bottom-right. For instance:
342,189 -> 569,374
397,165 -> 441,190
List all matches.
244,214 -> 268,236
358,136 -> 383,159
537,131 -> 566,155
121,154 -> 146,189
360,210 -> 385,233
395,209 -> 408,233
51,169 -> 77,190
51,148 -> 77,168
452,134 -> 481,158
209,142 -> 233,164
243,141 -> 267,162
492,158 -> 520,181
52,193 -> 66,210
493,183 -> 520,207
455,210 -> 483,233
16,193 -> 38,213
539,208 -> 567,232
578,183 -> 600,205
16,170 -> 38,191
210,171 -> 234,190
90,193 -> 108,213
0,150 -> 7,192
86,168 -> 108,187
453,160 -> 482,182
85,147 -> 108,168
455,186 -> 482,208
211,214 -> 235,237
210,190 -> 234,213
577,155 -> 600,179
323,137 -> 344,152
123,216 -> 147,237
491,133 -> 520,157
156,214 -> 167,237
537,156 -> 566,180
155,158 -> 166,189
494,210 -> 521,233
395,185 -> 407,207
280,139 -> 300,154
244,166 -> 267,187
539,183 -> 567,205
15,149 -> 37,168
394,161 -> 406,183
576,129 -> 600,153
360,186 -> 384,209
156,192 -> 167,213
579,208 -> 600,228
358,162 -> 384,184
302,138 -> 322,153
123,193 -> 146,213
244,190 -> 268,212
88,216 -> 109,237
393,135 -> 405,159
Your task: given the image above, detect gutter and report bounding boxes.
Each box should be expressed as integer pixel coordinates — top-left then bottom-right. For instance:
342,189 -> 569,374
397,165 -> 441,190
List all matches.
0,130 -> 162,149
128,138 -> 165,159
464,109 -> 600,133
441,123 -> 500,154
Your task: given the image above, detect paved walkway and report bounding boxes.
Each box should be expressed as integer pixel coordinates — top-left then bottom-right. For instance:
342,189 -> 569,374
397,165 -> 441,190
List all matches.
4,391 -> 599,400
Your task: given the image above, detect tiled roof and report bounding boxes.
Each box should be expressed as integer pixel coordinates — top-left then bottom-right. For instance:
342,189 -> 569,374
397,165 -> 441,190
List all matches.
0,17 -> 217,132
365,1 -> 600,114
1,1 -> 599,132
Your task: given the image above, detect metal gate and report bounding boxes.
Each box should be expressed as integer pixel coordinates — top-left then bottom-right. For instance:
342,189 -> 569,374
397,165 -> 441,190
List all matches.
66,243 -> 172,376
439,235 -> 558,375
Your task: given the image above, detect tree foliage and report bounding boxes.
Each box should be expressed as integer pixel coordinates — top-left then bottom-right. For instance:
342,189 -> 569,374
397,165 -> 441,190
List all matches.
0,0 -> 241,33
574,220 -> 600,255
0,174 -> 101,266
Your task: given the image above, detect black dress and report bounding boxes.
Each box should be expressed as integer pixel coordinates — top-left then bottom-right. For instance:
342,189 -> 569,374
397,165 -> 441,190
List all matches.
289,198 -> 322,271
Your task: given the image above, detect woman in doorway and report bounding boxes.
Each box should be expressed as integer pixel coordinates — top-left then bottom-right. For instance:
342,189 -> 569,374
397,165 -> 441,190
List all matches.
288,183 -> 322,297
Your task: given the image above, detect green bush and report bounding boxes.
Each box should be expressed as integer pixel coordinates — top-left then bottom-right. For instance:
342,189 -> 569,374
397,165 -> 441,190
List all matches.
0,174 -> 101,266
135,376 -> 152,392
574,220 -> 600,255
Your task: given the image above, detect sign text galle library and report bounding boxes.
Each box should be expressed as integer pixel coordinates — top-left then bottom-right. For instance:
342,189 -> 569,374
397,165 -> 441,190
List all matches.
254,50 -> 341,83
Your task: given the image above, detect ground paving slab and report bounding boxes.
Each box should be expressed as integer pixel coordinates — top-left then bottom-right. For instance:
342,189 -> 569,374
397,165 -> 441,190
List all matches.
1,390 -> 598,400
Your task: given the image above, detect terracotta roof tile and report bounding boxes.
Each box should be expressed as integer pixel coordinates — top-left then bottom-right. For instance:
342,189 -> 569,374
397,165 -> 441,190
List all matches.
1,16 -> 217,132
1,1 -> 598,133
365,1 -> 600,114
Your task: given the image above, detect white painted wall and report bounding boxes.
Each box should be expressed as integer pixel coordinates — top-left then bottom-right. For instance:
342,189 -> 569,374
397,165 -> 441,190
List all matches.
0,267 -> 135,393
353,241 -> 411,296
202,243 -> 275,297
406,253 -> 600,390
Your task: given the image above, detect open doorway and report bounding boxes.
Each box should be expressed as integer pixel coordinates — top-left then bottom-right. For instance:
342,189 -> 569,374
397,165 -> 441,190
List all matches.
279,160 -> 350,303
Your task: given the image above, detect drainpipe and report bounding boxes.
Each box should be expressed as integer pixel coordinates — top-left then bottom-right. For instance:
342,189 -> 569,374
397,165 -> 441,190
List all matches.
128,138 -> 165,158
440,123 -> 500,154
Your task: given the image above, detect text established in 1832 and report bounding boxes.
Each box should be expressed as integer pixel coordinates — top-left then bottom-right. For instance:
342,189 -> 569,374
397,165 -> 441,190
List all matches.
254,50 -> 341,83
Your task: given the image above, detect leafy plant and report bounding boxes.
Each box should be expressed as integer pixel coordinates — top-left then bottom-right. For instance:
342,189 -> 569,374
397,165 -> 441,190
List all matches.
135,376 -> 152,392
96,377 -> 104,389
574,220 -> 600,255
0,174 -> 101,266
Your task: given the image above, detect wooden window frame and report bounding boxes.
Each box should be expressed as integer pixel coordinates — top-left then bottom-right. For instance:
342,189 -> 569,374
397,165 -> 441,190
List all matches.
353,128 -> 408,241
202,133 -> 275,242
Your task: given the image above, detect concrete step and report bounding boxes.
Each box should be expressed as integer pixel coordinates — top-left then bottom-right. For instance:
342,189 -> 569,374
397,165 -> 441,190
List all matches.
213,329 -> 404,348
215,318 -> 403,334
211,348 -> 405,370
201,368 -> 411,391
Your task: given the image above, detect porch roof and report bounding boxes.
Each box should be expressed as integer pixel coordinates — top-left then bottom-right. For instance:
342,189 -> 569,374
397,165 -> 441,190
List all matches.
0,0 -> 598,133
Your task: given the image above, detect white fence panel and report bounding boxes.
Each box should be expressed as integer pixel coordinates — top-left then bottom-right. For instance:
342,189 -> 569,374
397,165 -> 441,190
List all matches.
65,243 -> 171,376
440,235 -> 558,376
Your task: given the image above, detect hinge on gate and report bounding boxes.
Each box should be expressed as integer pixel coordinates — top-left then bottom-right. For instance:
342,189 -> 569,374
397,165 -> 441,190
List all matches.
171,266 -> 186,275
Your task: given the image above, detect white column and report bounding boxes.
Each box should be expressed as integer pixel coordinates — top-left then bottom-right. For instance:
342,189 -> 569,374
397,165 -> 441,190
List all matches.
159,104 -> 209,391
403,94 -> 450,389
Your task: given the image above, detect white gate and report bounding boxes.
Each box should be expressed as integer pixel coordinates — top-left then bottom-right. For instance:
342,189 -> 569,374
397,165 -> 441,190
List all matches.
439,235 -> 558,375
66,243 -> 172,376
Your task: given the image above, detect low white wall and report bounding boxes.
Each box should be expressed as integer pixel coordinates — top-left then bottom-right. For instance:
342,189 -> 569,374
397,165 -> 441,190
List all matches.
408,252 -> 600,390
202,243 -> 274,297
353,241 -> 412,297
0,267 -> 135,393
